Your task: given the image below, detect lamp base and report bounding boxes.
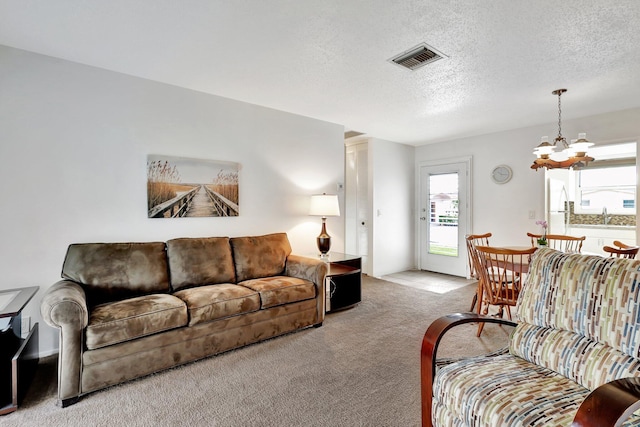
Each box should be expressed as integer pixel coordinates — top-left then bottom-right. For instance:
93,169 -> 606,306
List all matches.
317,217 -> 331,256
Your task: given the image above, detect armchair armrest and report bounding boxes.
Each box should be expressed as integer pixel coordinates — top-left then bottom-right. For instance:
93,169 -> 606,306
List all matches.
421,312 -> 517,427
572,377 -> 640,427
40,279 -> 89,406
285,254 -> 328,324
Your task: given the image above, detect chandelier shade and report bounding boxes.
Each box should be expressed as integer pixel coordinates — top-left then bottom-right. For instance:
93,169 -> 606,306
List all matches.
531,89 -> 594,170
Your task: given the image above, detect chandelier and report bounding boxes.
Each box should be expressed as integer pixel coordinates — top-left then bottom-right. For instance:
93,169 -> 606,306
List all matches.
531,89 -> 594,171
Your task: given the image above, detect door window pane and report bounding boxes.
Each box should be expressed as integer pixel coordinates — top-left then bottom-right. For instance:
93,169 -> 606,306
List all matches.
428,173 -> 459,257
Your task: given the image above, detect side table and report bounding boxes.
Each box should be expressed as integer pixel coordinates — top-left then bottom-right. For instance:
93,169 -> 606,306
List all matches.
323,253 -> 362,313
0,286 -> 39,415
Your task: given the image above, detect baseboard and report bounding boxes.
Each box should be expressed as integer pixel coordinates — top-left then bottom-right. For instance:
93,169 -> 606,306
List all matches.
38,348 -> 59,359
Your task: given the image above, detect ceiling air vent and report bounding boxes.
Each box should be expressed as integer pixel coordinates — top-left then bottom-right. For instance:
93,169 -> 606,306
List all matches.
389,43 -> 446,71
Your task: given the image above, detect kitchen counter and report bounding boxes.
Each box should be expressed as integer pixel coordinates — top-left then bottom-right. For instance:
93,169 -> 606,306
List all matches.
570,224 -> 636,230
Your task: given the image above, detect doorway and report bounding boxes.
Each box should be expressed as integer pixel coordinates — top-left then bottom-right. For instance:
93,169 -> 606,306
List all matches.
419,158 -> 470,276
345,142 -> 370,274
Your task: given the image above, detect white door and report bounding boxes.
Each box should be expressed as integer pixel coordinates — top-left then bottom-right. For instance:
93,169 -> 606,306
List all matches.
419,160 -> 470,276
345,142 -> 369,274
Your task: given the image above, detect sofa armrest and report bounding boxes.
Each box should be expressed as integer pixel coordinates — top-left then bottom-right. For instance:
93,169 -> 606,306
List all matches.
572,377 -> 640,427
285,254 -> 328,288
40,279 -> 89,406
41,280 -> 89,328
421,312 -> 517,427
285,255 -> 328,322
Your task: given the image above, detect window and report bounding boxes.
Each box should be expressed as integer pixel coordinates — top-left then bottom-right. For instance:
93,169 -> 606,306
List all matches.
575,164 -> 636,215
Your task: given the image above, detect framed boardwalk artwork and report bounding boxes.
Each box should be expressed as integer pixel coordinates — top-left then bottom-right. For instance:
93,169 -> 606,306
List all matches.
147,154 -> 239,218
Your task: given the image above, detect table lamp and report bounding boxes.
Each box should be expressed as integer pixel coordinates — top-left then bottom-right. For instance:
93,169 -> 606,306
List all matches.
309,193 -> 340,257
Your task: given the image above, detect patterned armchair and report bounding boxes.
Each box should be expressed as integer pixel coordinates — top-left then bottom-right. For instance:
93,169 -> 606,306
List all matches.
421,248 -> 640,427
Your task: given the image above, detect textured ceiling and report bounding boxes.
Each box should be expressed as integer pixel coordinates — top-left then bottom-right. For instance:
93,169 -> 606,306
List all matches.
2,1 -> 640,145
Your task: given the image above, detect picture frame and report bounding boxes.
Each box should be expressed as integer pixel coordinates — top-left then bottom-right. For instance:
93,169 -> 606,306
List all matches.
147,154 -> 239,218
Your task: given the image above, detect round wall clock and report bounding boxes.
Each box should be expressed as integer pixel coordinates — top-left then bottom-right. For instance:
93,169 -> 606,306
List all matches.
491,165 -> 513,184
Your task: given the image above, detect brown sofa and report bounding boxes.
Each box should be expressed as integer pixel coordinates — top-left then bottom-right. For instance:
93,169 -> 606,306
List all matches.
41,233 -> 327,407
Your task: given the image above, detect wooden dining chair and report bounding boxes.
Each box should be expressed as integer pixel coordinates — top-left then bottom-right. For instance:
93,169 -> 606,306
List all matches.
465,233 -> 492,312
603,240 -> 639,259
527,232 -> 586,253
474,245 -> 537,337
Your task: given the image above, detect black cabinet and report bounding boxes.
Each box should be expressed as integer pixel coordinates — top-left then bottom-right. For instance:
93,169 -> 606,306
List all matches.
0,287 -> 39,415
325,253 -> 362,313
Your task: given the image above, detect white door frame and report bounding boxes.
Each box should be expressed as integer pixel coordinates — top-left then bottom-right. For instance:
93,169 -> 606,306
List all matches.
416,156 -> 472,276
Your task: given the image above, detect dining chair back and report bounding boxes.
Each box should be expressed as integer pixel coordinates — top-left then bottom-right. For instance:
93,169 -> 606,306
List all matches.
474,245 -> 537,337
603,240 -> 639,259
465,233 -> 491,311
527,232 -> 586,253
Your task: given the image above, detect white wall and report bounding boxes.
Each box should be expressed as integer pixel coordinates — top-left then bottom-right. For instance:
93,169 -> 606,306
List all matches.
369,138 -> 415,277
0,45 -> 345,356
415,107 -> 640,248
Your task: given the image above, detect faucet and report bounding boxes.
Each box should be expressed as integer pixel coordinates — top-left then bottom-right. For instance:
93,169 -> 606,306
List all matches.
602,207 -> 612,225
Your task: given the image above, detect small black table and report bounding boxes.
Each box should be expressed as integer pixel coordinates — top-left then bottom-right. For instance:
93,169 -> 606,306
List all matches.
322,253 -> 362,313
0,286 -> 39,415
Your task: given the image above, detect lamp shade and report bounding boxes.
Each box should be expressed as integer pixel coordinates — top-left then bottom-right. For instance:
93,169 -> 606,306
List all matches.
309,194 -> 340,217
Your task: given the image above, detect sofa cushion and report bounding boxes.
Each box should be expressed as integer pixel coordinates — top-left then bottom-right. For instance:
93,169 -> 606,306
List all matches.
239,276 -> 316,309
173,284 -> 260,326
86,294 -> 187,350
518,249 -> 640,359
62,242 -> 170,307
230,233 -> 292,282
514,248 -> 640,389
510,323 -> 640,391
434,353 -> 590,426
166,237 -> 236,291
433,353 -> 640,427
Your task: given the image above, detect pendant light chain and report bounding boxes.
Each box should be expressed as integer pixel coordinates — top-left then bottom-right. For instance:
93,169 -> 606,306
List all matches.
557,90 -> 562,140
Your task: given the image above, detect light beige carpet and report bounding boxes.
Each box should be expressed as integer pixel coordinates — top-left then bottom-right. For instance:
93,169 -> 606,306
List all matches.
4,276 -> 511,427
